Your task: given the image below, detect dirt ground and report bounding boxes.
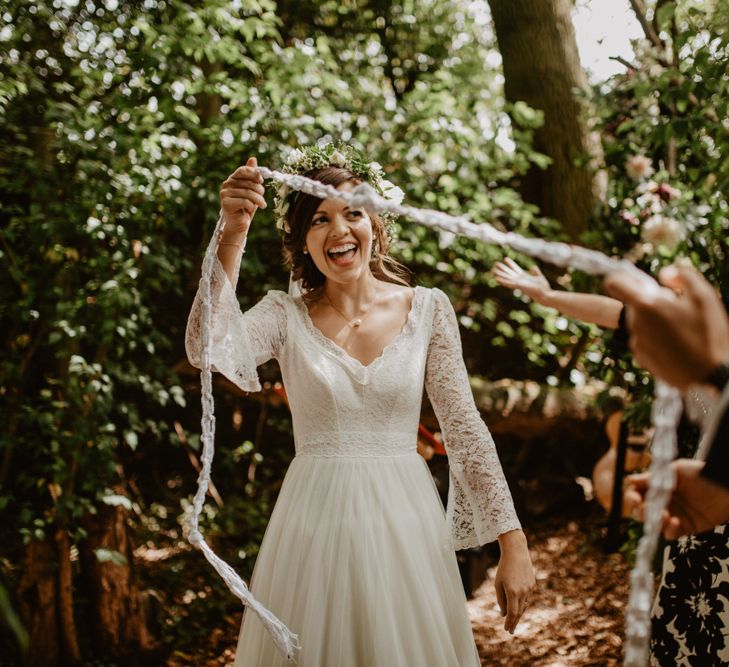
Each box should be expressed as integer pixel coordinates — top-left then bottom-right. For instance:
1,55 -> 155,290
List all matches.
469,517 -> 630,666
178,511 -> 631,667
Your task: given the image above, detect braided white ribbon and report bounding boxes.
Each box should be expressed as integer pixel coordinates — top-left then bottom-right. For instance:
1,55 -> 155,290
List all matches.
187,214 -> 300,662
188,167 -> 680,665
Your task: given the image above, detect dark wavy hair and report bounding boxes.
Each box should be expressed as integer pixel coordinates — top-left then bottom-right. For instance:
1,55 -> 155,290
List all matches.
281,167 -> 411,302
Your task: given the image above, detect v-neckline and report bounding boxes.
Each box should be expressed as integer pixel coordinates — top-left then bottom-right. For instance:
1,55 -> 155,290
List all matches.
294,286 -> 423,373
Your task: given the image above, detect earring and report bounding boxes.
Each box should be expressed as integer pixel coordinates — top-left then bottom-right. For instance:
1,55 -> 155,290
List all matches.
303,249 -> 309,255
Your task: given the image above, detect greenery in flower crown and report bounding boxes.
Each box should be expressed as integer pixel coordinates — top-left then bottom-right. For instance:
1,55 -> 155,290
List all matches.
272,143 -> 404,234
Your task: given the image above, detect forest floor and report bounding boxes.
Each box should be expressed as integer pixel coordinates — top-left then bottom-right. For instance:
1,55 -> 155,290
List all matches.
174,508 -> 632,667
468,514 -> 631,666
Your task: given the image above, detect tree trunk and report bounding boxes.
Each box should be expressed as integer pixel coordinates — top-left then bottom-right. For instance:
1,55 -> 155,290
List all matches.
55,529 -> 81,664
488,0 -> 604,240
78,500 -> 156,662
16,538 -> 61,667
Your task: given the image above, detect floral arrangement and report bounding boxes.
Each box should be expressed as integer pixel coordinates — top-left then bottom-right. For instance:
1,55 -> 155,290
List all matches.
272,143 -> 405,234
619,154 -> 686,259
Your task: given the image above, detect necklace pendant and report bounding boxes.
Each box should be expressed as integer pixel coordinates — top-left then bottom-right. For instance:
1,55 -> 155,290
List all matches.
351,318 -> 362,327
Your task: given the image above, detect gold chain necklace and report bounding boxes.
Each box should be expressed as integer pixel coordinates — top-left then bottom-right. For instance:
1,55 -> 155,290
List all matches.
325,282 -> 380,328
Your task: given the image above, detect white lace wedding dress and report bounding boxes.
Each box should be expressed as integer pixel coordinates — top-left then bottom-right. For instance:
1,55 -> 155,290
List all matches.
186,257 -> 521,667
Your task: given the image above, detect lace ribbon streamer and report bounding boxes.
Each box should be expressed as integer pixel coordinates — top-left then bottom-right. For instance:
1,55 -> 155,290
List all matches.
188,167 -> 681,665
188,214 -> 300,662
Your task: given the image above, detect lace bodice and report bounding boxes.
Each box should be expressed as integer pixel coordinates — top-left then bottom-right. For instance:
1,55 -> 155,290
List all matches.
186,257 -> 520,549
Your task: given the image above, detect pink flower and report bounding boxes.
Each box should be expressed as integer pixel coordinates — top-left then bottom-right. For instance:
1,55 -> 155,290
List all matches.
641,214 -> 682,250
625,154 -> 655,182
619,209 -> 640,226
656,183 -> 681,201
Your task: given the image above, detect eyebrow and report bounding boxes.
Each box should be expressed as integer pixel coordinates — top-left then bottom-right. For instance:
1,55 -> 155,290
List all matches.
312,205 -> 357,217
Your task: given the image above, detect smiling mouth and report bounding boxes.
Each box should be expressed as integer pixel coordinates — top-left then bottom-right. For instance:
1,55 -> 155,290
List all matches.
326,243 -> 358,263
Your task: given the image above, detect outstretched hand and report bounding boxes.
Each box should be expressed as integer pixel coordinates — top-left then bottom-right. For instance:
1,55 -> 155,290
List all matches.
605,265 -> 729,390
493,258 -> 550,303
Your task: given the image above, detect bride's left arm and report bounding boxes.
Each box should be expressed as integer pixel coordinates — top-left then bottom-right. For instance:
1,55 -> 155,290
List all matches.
424,288 -> 535,632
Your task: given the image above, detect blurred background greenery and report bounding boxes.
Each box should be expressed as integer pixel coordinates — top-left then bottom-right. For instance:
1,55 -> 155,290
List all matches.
1,0 -> 727,664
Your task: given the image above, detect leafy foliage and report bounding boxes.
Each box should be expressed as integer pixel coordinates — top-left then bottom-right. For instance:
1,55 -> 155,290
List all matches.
1,0 -> 726,659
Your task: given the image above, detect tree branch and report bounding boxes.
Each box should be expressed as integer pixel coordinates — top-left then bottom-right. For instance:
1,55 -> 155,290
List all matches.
609,55 -> 640,71
628,0 -> 664,50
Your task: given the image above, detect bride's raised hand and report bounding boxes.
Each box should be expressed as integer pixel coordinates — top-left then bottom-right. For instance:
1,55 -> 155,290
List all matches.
493,257 -> 550,304
219,156 -> 267,235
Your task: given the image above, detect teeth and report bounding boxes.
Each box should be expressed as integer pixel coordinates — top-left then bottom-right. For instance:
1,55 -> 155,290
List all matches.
328,243 -> 357,255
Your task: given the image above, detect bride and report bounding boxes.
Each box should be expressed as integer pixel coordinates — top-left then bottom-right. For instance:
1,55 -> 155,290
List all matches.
186,145 -> 535,666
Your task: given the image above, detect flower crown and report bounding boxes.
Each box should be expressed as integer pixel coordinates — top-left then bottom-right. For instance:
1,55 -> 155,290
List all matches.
272,143 -> 404,234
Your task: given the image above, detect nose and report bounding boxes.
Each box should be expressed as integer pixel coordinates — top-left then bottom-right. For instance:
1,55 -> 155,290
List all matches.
328,211 -> 350,237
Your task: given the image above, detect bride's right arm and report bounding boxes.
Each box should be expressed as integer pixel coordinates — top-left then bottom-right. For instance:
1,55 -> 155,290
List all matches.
185,158 -> 286,393
216,156 -> 266,284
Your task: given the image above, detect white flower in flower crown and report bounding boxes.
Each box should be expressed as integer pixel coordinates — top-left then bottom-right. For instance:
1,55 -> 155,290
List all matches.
370,161 -> 383,176
380,179 -> 404,205
625,154 -> 655,182
641,214 -> 682,250
330,150 -> 347,167
285,148 -> 305,165
274,200 -> 290,233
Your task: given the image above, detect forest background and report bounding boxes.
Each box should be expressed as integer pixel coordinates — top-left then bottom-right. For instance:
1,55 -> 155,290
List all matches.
1,0 -> 728,664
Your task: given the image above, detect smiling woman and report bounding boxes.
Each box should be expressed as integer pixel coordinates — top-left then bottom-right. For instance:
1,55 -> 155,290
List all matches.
282,166 -> 410,305
185,144 -> 535,666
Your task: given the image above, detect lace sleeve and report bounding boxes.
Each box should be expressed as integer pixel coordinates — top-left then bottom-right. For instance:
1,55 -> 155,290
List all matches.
424,288 -> 521,550
185,255 -> 287,393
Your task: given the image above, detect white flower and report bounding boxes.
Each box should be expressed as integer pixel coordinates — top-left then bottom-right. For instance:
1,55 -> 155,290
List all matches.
636,190 -> 663,214
641,214 -> 682,250
380,180 -> 404,205
330,150 -> 347,167
285,148 -> 304,165
278,184 -> 290,200
635,180 -> 656,194
625,154 -> 655,182
370,161 -> 383,175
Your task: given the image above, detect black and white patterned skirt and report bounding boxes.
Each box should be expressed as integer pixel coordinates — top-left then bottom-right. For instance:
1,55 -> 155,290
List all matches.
650,522 -> 729,665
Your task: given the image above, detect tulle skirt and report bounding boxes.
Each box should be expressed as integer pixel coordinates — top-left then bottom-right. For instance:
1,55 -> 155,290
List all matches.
233,452 -> 480,667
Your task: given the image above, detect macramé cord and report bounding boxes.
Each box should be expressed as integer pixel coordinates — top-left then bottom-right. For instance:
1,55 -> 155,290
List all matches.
188,167 -> 683,666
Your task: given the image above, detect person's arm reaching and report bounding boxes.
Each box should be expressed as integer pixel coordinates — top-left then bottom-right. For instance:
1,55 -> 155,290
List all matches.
493,257 -> 623,329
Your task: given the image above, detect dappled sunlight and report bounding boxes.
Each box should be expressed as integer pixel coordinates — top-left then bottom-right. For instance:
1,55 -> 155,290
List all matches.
469,520 -> 629,665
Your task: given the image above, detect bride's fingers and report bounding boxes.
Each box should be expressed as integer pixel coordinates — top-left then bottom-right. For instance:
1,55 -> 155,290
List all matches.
495,580 -> 507,618
504,588 -> 520,633
515,595 -> 530,628
222,189 -> 267,209
229,164 -> 262,182
222,198 -> 258,215
223,178 -> 265,193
